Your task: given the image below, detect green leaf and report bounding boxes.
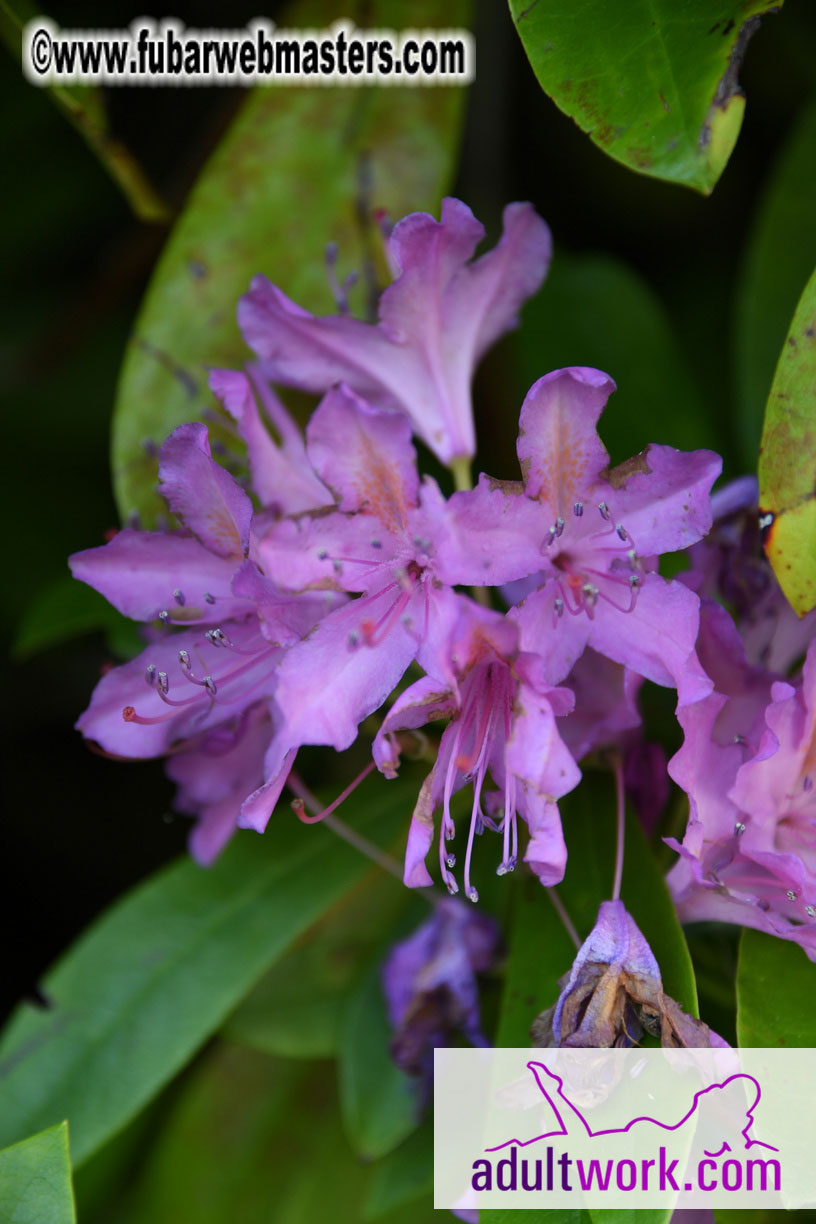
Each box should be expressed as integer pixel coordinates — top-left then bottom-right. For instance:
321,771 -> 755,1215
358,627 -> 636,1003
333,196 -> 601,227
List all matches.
114,1042 -> 437,1224
733,101 -> 816,466
736,928 -> 816,1047
757,264 -> 816,615
12,576 -> 141,661
114,1045 -> 306,1224
338,955 -> 420,1160
223,870 -> 409,1059
0,1122 -> 75,1224
0,783 -> 412,1167
363,1120 -> 433,1221
111,0 -> 468,527
1,0 -> 169,222
509,252 -> 720,464
494,772 -> 698,1053
508,0 -> 779,194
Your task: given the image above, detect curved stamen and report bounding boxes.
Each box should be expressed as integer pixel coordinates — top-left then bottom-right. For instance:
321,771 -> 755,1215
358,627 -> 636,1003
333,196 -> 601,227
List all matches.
292,761 -> 376,824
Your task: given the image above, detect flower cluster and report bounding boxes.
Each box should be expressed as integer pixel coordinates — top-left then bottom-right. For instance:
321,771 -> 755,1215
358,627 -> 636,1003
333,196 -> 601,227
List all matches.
666,478 -> 816,959
72,197 -> 723,906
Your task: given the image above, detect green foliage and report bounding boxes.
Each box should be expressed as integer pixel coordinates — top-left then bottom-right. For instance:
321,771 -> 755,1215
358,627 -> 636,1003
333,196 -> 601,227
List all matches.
734,101 -> 816,465
0,1122 -> 75,1224
736,928 -> 816,1047
509,252 -> 719,463
111,0 -> 468,528
507,0 -> 779,194
338,954 -> 420,1160
0,0 -> 169,221
105,1042 -> 436,1224
0,787 -> 412,1167
12,576 -> 141,661
224,870 -> 409,1059
363,1120 -> 433,1220
757,264 -> 816,615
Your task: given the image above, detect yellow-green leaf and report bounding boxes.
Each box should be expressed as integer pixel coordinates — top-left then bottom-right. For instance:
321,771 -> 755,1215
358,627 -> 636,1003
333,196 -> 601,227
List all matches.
758,265 -> 816,616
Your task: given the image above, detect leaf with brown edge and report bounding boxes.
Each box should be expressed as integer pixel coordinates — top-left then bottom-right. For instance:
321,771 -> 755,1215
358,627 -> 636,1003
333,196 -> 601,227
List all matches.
508,0 -> 781,195
758,265 -> 816,616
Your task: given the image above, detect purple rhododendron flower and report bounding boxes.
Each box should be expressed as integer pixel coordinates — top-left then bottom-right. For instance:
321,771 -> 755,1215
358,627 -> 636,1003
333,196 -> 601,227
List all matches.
531,899 -> 728,1048
451,366 -> 720,702
238,198 -> 552,464
373,599 -> 580,898
382,897 -> 500,1088
71,417 -> 342,859
667,612 -> 816,959
254,384 -> 476,753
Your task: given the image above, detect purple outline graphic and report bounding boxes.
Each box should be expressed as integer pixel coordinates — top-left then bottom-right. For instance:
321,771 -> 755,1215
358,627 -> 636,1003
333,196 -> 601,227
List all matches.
485,1061 -> 780,1155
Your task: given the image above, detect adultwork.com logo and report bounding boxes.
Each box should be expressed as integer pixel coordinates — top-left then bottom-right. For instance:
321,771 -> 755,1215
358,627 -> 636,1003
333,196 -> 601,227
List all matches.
473,1061 -> 781,1196
434,1048 -> 813,1211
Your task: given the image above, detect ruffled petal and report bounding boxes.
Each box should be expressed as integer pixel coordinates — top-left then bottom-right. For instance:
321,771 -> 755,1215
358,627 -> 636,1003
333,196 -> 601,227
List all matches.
585,574 -> 713,707
209,367 -> 331,513
373,676 -> 457,777
306,385 -> 418,527
600,443 -> 722,555
158,422 -> 252,558
521,795 -> 568,886
432,474 -> 546,588
517,367 -> 615,517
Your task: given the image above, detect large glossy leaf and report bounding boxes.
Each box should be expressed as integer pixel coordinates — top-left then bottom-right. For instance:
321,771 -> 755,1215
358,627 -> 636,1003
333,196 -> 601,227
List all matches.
736,928 -> 816,1047
338,951 -> 421,1160
508,0 -> 779,194
111,0 -> 468,527
508,252 -> 718,464
223,870 -> 409,1059
363,1120 -> 433,1221
495,771 -> 698,1054
0,783 -> 412,1166
734,102 -> 816,466
0,1122 -> 75,1224
115,1042 -> 436,1224
757,264 -> 816,616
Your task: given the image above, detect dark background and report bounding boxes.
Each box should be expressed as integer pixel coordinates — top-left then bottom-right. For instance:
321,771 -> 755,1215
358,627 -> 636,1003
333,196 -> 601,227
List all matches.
3,0 -> 815,1021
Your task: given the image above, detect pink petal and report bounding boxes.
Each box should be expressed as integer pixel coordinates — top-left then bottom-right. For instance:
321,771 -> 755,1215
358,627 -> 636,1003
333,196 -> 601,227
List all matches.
586,574 -> 713,707
403,771 -> 437,888
517,367 -> 615,517
521,796 -> 568,886
306,385 -> 418,528
601,443 -> 722,555
209,368 -> 331,513
373,676 -> 457,777
273,590 -> 421,751
432,474 -> 546,588
69,529 -> 252,622
158,423 -> 252,559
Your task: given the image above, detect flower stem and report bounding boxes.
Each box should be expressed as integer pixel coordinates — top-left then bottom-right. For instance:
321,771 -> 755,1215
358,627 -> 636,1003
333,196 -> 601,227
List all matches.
450,456 -> 473,493
611,755 -> 626,902
546,887 -> 582,951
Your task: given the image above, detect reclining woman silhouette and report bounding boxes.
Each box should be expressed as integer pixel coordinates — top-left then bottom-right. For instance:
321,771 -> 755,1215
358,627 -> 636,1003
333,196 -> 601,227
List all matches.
486,1061 -> 778,1156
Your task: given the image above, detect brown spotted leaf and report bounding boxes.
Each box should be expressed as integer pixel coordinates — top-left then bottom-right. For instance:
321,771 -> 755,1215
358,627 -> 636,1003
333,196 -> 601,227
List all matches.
758,265 -> 816,616
508,0 -> 780,195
